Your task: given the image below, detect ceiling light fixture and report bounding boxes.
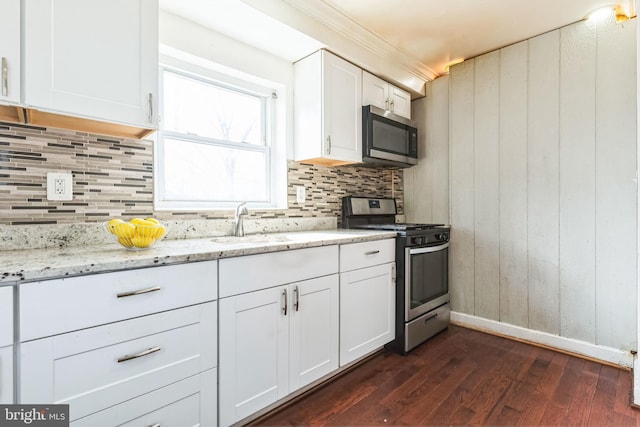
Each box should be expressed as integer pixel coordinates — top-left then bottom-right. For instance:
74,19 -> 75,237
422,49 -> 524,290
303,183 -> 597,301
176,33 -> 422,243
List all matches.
443,58 -> 465,74
585,3 -> 634,23
614,4 -> 633,21
586,5 -> 615,22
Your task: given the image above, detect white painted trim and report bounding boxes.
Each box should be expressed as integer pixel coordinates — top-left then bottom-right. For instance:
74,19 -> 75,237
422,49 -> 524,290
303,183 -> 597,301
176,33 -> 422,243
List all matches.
240,0 -> 434,95
635,8 -> 640,406
451,311 -> 634,368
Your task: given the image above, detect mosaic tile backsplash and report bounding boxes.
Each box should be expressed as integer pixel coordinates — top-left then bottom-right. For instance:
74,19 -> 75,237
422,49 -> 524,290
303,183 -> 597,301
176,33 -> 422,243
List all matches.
0,122 -> 403,226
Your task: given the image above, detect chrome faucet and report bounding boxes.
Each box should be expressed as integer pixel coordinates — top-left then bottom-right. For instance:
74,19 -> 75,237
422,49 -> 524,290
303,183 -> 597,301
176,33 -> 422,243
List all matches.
233,202 -> 248,237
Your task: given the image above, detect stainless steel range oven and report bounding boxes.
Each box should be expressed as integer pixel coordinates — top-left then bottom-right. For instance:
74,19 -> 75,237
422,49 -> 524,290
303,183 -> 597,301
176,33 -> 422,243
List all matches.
342,196 -> 450,353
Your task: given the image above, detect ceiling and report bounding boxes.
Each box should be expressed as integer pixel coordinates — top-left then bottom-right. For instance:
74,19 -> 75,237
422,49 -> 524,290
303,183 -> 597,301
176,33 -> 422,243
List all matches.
160,0 -> 636,96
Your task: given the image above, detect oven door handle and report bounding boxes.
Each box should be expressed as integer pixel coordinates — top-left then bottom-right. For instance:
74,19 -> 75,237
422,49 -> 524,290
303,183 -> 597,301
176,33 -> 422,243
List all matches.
409,242 -> 449,255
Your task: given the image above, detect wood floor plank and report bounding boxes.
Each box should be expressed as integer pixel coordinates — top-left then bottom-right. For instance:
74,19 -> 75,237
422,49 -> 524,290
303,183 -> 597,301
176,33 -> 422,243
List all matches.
565,360 -> 601,425
588,364 -> 619,426
253,326 -> 640,427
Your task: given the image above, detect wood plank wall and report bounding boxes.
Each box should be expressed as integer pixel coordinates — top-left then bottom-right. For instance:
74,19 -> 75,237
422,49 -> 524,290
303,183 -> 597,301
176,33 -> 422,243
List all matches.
405,76 -> 450,225
442,17 -> 637,351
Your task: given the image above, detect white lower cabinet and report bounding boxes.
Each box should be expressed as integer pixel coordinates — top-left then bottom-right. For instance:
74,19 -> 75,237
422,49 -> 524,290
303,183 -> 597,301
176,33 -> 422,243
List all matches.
339,240 -> 396,366
219,275 -> 339,427
0,286 -> 12,404
219,246 -> 339,427
20,302 -> 217,424
289,275 -> 339,391
71,369 -> 216,427
219,285 -> 289,426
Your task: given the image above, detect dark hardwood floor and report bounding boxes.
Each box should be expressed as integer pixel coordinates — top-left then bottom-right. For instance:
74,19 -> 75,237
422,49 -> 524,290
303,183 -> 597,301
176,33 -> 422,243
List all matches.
252,326 -> 640,426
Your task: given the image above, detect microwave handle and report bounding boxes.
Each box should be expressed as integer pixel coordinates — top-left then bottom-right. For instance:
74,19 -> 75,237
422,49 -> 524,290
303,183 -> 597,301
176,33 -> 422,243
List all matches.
325,135 -> 331,155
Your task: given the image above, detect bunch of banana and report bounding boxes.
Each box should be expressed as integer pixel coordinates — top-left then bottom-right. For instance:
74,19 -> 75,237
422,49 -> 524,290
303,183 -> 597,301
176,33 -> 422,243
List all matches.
106,217 -> 167,249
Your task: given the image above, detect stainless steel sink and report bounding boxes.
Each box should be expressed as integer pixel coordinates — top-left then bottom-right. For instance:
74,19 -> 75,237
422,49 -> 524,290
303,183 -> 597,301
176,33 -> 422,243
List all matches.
210,234 -> 291,244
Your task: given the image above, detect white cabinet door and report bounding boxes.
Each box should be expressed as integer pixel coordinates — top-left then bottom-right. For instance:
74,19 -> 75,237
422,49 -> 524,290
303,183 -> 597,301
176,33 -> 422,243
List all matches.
323,52 -> 362,162
0,0 -> 20,105
294,50 -> 362,165
289,275 -> 339,392
362,71 -> 389,111
362,70 -> 412,119
340,263 -> 396,366
219,286 -> 289,427
390,85 -> 412,119
23,0 -> 158,128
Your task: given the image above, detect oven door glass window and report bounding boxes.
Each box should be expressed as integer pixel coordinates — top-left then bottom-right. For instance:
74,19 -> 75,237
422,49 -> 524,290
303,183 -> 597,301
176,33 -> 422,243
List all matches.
408,245 -> 448,312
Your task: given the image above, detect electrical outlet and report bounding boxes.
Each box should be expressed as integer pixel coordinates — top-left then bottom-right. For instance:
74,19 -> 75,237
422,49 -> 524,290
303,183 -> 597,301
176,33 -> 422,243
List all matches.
47,172 -> 73,201
296,186 -> 306,204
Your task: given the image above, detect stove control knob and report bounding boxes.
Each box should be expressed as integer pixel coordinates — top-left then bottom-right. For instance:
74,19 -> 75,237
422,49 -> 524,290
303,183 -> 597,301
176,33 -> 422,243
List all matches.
437,233 -> 449,241
412,236 -> 423,245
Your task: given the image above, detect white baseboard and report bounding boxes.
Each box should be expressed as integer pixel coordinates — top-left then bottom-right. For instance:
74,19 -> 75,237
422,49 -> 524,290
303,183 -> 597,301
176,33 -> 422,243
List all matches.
450,311 -> 634,369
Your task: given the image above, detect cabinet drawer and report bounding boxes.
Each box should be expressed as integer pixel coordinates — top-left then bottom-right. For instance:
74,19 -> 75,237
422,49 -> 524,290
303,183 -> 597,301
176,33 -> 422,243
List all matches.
0,286 -> 12,347
71,369 -> 216,427
0,346 -> 12,404
20,303 -> 216,422
340,239 -> 395,272
20,261 -> 217,341
219,245 -> 338,298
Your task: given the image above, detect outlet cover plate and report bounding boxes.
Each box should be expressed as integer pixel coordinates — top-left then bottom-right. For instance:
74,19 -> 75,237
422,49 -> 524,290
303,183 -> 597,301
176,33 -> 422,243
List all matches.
47,172 -> 73,201
296,186 -> 306,204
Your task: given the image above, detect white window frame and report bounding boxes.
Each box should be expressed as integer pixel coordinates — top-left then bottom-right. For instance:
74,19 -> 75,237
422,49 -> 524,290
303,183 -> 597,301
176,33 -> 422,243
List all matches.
155,52 -> 287,211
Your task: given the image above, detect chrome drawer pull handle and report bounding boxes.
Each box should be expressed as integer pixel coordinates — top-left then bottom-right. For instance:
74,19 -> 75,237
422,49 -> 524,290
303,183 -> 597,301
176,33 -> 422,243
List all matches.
117,346 -> 161,363
117,286 -> 161,298
2,57 -> 7,97
149,424 -> 160,427
148,92 -> 153,123
365,250 -> 380,255
282,289 -> 288,316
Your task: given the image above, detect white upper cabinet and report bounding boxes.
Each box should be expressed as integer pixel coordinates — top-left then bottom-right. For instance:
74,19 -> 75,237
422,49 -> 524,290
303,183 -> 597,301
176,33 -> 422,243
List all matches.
23,0 -> 158,130
294,50 -> 362,166
363,70 -> 411,119
0,0 -> 20,105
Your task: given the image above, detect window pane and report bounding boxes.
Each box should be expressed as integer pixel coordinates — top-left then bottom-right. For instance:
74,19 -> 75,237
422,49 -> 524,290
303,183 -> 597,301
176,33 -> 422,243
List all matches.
163,138 -> 268,202
163,71 -> 263,145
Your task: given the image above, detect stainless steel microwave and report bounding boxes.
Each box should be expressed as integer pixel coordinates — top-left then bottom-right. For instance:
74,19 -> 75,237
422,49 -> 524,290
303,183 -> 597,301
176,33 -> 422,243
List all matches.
362,105 -> 418,168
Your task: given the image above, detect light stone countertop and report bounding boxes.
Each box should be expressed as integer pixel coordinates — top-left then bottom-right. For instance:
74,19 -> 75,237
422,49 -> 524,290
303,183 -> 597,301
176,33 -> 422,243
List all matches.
0,229 -> 397,285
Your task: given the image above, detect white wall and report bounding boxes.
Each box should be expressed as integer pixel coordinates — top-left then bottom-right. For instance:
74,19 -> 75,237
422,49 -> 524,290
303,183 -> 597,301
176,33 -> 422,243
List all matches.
404,76 -> 450,225
448,17 -> 637,352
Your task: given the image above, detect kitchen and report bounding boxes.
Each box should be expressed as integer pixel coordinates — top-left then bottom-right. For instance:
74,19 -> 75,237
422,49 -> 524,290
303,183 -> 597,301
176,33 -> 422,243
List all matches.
0,0 -> 639,426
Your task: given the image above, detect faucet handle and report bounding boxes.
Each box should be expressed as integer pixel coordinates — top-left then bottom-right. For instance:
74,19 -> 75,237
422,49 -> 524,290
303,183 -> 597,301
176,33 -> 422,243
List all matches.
235,202 -> 248,216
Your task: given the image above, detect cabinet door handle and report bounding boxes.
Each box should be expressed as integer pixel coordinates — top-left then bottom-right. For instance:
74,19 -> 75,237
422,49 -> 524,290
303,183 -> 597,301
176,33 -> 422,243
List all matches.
294,285 -> 300,312
385,97 -> 389,110
117,286 -> 161,298
325,136 -> 331,155
390,98 -> 395,112
148,92 -> 153,123
365,250 -> 380,255
1,57 -> 7,97
282,289 -> 288,316
117,346 -> 161,363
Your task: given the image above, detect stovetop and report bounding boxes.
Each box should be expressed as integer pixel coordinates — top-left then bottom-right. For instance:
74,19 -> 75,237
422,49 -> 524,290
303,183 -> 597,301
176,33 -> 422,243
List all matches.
350,223 -> 444,232
341,196 -> 450,243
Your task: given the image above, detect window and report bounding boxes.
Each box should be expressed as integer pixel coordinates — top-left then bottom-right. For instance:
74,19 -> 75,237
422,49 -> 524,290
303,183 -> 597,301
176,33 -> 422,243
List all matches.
156,60 -> 286,210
